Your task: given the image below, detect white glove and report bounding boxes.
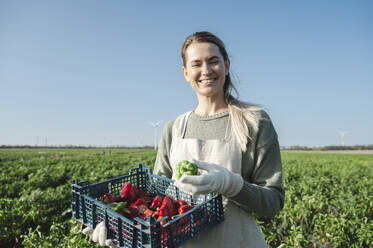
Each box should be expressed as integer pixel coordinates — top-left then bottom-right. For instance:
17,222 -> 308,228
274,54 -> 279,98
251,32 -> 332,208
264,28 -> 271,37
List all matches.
82,222 -> 117,247
174,160 -> 244,197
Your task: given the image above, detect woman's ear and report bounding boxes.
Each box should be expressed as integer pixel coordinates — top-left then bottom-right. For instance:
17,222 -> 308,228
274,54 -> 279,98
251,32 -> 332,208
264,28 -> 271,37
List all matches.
182,66 -> 189,83
225,59 -> 230,76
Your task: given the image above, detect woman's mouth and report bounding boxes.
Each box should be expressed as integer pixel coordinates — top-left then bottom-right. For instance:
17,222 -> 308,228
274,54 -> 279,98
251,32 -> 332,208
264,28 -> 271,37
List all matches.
198,78 -> 216,85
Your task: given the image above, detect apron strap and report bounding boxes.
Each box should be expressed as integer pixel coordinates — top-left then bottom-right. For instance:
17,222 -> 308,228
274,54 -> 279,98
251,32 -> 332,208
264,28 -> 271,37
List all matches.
173,111 -> 193,139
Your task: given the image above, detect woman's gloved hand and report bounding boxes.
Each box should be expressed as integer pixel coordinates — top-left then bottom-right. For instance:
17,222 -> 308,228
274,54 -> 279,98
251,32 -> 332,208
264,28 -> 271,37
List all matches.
174,159 -> 244,197
82,222 -> 117,247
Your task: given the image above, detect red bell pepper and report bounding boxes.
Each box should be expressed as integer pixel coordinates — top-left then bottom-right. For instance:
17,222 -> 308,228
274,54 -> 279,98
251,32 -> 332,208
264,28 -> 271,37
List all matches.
101,193 -> 117,204
128,204 -> 139,219
120,182 -> 132,200
129,201 -> 153,220
153,195 -> 177,225
138,204 -> 151,220
150,195 -> 163,210
144,209 -> 154,218
154,207 -> 167,218
120,182 -> 140,202
176,200 -> 187,209
155,208 -> 168,225
160,196 -> 177,217
132,198 -> 146,206
178,205 -> 194,215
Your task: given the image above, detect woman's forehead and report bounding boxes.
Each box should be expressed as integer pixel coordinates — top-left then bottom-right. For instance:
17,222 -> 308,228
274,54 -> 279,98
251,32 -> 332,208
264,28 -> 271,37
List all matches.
185,42 -> 223,62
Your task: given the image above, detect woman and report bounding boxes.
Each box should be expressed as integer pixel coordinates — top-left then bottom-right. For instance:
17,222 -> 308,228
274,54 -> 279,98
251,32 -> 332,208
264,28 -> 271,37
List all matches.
153,31 -> 284,247
85,31 -> 284,247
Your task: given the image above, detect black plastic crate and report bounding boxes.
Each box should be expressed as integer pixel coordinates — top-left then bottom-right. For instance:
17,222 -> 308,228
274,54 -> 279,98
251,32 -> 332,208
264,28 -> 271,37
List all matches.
72,164 -> 224,247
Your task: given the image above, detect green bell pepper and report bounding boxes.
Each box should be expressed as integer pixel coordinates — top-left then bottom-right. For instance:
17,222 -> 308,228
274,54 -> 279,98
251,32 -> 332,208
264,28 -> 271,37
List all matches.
109,202 -> 130,214
176,160 -> 198,179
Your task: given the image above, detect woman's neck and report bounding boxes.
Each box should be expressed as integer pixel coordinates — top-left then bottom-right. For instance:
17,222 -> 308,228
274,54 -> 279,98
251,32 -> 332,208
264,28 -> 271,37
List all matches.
194,95 -> 228,116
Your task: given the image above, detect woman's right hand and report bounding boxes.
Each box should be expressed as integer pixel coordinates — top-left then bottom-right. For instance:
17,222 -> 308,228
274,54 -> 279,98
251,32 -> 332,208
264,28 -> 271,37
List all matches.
82,222 -> 117,247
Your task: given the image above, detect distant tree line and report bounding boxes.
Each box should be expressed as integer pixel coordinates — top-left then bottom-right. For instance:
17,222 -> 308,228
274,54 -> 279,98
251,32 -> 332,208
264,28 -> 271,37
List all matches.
319,145 -> 373,150
281,145 -> 373,150
0,145 -> 154,149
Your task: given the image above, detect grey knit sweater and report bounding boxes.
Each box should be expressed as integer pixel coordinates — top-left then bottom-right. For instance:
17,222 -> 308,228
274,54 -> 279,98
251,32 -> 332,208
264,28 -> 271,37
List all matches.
154,110 -> 285,218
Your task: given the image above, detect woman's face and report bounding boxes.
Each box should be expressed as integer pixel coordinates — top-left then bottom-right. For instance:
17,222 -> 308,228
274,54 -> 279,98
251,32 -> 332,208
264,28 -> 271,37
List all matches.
182,42 -> 230,99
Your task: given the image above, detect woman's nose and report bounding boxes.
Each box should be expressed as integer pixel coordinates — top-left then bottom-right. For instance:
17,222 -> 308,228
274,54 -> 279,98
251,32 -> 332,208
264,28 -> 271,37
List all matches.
201,63 -> 212,76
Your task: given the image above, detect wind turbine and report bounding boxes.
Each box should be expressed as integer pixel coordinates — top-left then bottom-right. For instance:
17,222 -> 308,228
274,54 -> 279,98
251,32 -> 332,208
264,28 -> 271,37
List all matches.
337,131 -> 349,146
149,121 -> 161,150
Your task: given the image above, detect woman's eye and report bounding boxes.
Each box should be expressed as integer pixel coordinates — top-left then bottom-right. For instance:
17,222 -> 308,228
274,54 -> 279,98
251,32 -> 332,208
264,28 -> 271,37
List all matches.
191,64 -> 200,68
210,60 -> 219,64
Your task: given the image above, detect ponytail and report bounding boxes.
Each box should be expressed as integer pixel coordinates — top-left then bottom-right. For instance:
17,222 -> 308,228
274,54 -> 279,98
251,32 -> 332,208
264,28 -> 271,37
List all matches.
228,100 -> 262,152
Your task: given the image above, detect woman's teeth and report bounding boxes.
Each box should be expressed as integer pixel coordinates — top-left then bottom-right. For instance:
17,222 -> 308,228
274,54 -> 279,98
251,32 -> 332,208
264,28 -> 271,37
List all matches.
199,79 -> 215,84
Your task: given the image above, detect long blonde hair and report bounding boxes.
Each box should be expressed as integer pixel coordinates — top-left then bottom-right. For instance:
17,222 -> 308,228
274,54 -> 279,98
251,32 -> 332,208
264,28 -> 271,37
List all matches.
228,100 -> 262,152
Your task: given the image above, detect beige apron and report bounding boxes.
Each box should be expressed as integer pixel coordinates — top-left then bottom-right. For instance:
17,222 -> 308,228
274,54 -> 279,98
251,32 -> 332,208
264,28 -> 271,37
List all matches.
169,111 -> 268,248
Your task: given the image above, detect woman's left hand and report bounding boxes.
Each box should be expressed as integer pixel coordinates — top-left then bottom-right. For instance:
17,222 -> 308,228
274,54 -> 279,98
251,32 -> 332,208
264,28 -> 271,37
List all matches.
82,222 -> 117,247
174,159 -> 244,197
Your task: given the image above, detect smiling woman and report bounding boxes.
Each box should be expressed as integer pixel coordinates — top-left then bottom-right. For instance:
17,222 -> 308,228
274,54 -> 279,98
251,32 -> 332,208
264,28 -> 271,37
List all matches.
153,31 -> 285,248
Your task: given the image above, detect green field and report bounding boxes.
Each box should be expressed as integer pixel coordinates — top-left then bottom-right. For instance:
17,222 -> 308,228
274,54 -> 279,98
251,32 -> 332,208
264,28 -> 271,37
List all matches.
1,149 -> 372,247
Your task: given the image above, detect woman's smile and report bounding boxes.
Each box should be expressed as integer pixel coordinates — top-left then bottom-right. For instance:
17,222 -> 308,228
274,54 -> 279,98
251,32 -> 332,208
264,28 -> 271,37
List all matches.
198,77 -> 217,86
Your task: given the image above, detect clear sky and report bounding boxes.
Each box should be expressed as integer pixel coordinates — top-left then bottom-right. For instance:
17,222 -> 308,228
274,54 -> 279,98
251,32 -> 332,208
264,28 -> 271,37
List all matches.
1,1 -> 372,147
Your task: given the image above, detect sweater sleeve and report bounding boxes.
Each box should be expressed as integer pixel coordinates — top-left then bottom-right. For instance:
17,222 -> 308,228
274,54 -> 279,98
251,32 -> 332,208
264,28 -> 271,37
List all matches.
153,120 -> 175,178
231,112 -> 285,218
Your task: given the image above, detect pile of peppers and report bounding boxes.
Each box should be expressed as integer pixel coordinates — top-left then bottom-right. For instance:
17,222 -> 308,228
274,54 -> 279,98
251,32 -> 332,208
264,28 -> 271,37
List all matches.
100,182 -> 195,225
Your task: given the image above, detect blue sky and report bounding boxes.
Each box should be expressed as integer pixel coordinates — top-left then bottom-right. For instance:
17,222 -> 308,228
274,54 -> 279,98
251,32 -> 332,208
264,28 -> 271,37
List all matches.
1,1 -> 372,147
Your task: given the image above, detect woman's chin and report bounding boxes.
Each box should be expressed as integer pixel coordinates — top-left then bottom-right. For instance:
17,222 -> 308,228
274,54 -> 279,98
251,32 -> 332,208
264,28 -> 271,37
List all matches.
196,89 -> 223,98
